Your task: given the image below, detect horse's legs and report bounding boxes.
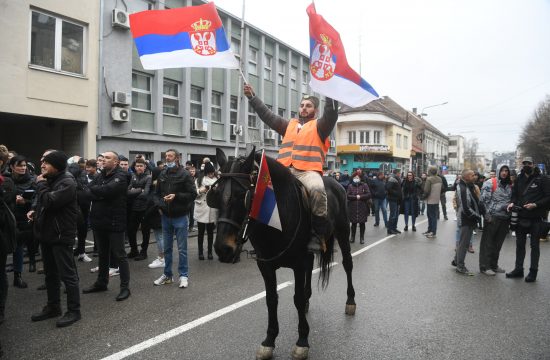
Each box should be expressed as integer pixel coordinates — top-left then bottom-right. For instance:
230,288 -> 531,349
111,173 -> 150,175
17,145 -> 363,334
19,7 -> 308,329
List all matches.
291,265 -> 310,359
304,252 -> 314,313
337,228 -> 356,315
258,264 -> 279,348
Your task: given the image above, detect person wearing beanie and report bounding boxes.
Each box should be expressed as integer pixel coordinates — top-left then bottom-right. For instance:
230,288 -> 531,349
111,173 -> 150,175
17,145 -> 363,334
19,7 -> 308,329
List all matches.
243,82 -> 339,253
30,149 -> 81,327
478,165 -> 513,276
194,160 -> 218,260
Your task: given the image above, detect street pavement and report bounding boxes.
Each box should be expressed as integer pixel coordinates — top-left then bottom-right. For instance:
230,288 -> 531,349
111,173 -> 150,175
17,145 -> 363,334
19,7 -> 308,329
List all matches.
2,204 -> 550,360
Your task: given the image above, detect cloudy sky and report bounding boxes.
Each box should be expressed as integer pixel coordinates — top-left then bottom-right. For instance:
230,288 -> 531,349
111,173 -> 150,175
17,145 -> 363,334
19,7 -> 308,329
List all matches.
213,0 -> 550,152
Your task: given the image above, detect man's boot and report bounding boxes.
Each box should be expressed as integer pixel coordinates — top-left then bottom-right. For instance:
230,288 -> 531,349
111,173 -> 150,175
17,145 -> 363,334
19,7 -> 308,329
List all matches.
506,268 -> 524,278
525,268 -> 538,283
350,225 -> 356,243
13,272 -> 27,289
308,215 -> 328,253
360,228 -> 365,244
31,304 -> 62,322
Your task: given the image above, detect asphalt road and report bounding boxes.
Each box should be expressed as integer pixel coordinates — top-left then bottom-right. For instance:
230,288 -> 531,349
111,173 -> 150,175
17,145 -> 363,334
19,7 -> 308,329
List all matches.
2,205 -> 550,360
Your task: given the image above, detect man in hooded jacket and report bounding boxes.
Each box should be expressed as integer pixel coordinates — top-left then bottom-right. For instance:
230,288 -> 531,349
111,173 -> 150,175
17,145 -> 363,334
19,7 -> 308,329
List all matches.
479,165 -> 513,275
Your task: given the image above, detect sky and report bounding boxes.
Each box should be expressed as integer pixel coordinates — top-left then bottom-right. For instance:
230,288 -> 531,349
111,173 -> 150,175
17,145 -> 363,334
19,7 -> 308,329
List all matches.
213,0 -> 550,152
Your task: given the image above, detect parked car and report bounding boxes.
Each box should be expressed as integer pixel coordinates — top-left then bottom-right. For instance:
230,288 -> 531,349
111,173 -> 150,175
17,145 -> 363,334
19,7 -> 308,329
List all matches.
444,174 -> 457,191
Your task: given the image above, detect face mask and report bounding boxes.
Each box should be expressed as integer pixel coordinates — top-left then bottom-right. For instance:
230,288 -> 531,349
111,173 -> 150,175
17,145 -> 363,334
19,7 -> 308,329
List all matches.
353,178 -> 360,183
523,166 -> 533,175
166,161 -> 176,168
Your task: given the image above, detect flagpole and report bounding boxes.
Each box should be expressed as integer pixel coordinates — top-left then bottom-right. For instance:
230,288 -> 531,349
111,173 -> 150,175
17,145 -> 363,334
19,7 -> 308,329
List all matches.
234,0 -> 247,158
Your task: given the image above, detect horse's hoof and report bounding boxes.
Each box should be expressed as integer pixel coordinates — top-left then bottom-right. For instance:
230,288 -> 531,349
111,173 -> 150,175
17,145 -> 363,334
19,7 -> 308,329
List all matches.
291,345 -> 309,360
256,345 -> 274,360
345,304 -> 356,315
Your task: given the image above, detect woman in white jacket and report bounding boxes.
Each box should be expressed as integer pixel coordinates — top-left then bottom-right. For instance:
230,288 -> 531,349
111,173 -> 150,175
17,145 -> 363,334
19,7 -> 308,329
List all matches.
194,161 -> 218,260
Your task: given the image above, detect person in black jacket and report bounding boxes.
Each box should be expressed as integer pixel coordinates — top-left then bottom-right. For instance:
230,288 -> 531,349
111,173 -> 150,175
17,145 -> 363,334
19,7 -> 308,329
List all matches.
29,150 -> 81,327
401,172 -> 421,232
438,173 -> 449,220
127,158 -> 152,259
82,151 -> 131,301
385,169 -> 403,235
506,157 -> 550,282
67,161 -> 92,262
153,149 -> 197,289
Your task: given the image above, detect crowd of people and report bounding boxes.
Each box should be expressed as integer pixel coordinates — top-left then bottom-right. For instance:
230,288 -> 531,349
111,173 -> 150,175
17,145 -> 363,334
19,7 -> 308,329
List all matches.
0,144 -> 220,339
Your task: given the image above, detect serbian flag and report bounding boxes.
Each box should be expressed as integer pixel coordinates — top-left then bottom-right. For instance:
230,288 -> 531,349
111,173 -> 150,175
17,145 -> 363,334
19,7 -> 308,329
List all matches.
249,151 -> 282,231
306,3 -> 379,108
130,2 -> 239,70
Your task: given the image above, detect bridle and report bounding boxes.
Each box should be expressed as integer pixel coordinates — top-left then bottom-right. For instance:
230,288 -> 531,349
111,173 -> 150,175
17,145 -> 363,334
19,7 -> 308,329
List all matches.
214,158 -> 303,264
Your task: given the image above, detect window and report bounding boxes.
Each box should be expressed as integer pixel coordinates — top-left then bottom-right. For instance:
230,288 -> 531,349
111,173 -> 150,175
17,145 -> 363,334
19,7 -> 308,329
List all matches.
404,135 -> 409,149
348,131 -> 356,144
248,103 -> 258,128
290,111 -> 297,118
301,70 -> 308,93
373,131 -> 381,144
290,66 -> 297,90
132,72 -> 152,111
278,60 -> 286,85
396,134 -> 402,148
248,47 -> 258,75
211,92 -> 222,122
162,80 -> 179,115
278,108 -> 285,118
263,54 -> 272,81
30,10 -> 85,75
360,131 -> 369,144
449,140 -> 457,146
449,152 -> 457,158
190,87 -> 203,118
231,38 -> 240,60
230,95 -> 238,141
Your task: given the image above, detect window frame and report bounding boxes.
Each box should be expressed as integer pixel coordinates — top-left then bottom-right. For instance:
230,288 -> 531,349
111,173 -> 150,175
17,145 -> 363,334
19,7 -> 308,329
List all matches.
348,131 -> 356,144
278,59 -> 286,85
211,91 -> 223,123
290,66 -> 297,90
162,79 -> 180,116
373,130 -> 381,144
263,53 -> 273,81
132,72 -> 152,111
29,9 -> 87,76
248,46 -> 258,75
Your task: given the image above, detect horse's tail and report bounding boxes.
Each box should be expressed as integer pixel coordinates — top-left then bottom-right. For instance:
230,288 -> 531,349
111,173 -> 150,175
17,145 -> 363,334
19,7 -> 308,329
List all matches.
317,234 -> 335,289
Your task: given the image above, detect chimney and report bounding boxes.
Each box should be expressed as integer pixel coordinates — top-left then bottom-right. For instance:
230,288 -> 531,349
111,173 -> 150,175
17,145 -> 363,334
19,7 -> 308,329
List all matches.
412,107 -> 417,114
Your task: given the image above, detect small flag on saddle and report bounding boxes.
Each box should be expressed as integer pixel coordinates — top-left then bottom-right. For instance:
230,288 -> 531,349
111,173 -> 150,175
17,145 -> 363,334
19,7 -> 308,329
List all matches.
130,2 -> 239,70
249,151 -> 282,231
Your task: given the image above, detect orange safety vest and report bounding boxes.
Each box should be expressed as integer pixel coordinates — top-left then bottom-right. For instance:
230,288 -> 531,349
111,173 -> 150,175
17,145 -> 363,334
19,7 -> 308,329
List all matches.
277,118 -> 329,173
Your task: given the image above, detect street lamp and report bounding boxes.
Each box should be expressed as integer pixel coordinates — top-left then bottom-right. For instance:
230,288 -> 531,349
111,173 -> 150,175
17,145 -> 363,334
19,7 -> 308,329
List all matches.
420,101 -> 448,118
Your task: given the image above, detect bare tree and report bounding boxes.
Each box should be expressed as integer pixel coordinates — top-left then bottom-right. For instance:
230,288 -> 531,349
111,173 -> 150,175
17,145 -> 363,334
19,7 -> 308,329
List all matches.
463,137 -> 480,171
519,95 -> 550,171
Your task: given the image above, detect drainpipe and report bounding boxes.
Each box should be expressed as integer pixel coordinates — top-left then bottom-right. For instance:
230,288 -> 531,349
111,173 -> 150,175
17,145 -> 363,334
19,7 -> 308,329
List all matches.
97,0 -> 104,148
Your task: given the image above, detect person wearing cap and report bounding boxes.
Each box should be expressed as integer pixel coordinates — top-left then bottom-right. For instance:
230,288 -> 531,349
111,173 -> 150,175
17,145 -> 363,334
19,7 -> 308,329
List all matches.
30,150 -> 81,327
243,83 -> 338,252
506,156 -> 550,282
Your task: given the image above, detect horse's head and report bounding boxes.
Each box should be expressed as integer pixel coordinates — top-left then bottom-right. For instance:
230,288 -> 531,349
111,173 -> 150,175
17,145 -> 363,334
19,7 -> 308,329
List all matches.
207,147 -> 256,263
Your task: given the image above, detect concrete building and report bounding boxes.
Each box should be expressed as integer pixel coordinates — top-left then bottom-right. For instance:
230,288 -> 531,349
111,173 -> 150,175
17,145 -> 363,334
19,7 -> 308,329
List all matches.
448,134 -> 465,174
336,98 -> 413,174
96,0 -> 336,168
0,0 -> 100,162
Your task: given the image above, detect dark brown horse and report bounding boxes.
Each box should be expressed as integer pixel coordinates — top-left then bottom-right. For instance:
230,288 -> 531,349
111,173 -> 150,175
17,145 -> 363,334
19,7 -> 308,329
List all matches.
207,148 -> 356,360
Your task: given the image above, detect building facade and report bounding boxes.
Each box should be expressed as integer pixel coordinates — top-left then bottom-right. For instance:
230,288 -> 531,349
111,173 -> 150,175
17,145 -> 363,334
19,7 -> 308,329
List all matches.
97,0 -> 336,168
336,99 -> 413,174
0,0 -> 100,162
448,134 -> 465,173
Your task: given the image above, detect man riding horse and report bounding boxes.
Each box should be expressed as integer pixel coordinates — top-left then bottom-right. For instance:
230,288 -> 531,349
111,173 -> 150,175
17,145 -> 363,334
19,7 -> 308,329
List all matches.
244,84 -> 338,253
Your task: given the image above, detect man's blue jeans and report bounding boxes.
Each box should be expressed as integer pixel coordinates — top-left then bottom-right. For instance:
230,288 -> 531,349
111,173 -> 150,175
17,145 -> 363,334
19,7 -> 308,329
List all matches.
427,204 -> 438,235
162,215 -> 189,278
388,200 -> 399,231
373,198 -> 388,226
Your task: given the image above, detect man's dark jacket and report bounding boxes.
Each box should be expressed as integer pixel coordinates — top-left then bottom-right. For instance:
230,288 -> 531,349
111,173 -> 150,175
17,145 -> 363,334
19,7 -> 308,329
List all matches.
35,172 -> 78,245
370,178 -> 387,199
128,173 -> 152,212
154,165 -> 196,218
88,166 -> 128,232
512,167 -> 550,219
385,175 -> 403,202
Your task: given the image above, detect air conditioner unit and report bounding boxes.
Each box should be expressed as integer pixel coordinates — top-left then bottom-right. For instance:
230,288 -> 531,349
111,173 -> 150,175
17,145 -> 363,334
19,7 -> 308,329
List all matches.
112,91 -> 130,106
112,9 -> 130,29
111,106 -> 130,122
264,129 -> 277,140
191,118 -> 208,131
231,124 -> 243,136
330,140 -> 336,147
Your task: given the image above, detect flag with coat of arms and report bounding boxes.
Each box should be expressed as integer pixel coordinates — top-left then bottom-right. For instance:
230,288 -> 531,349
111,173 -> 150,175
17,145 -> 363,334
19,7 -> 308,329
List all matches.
249,151 -> 282,232
306,3 -> 379,107
129,2 -> 239,70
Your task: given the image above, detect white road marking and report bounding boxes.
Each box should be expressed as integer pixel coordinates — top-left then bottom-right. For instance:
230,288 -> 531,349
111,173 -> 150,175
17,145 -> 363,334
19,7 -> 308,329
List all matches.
100,222 -> 421,359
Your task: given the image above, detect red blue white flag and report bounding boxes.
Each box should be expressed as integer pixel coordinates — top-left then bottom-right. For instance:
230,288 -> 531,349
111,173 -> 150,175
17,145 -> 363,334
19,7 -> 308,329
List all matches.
130,2 -> 239,70
306,3 -> 379,107
249,151 -> 282,231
